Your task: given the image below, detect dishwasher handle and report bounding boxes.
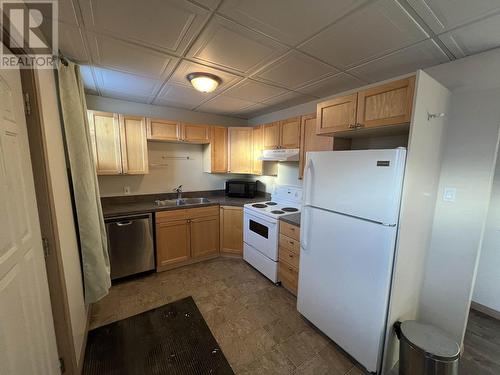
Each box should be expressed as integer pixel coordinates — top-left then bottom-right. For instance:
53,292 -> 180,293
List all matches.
116,220 -> 133,226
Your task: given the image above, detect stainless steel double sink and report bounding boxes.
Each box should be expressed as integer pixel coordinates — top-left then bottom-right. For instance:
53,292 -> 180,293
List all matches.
154,197 -> 210,207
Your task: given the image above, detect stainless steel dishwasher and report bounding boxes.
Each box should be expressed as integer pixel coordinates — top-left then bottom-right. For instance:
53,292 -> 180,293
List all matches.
105,213 -> 155,280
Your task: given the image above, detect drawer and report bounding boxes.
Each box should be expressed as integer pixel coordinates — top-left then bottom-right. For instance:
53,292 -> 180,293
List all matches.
279,234 -> 299,254
279,247 -> 299,269
188,206 -> 219,218
279,262 -> 298,295
156,208 -> 190,223
156,205 -> 219,223
280,221 -> 299,241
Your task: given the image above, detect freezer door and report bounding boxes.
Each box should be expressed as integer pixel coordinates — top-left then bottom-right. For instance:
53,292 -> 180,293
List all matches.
303,149 -> 406,225
298,206 -> 397,373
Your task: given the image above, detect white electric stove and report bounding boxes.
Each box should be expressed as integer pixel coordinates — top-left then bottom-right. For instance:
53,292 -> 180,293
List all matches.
243,185 -> 302,282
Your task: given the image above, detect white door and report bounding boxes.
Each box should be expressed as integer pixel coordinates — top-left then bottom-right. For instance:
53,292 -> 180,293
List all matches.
298,206 -> 398,373
303,149 -> 406,224
0,67 -> 59,374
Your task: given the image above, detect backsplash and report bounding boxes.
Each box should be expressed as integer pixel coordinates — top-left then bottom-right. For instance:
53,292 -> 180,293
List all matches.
97,141 -> 302,197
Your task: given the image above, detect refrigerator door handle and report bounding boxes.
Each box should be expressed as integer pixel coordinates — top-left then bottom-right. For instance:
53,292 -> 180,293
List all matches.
300,205 -> 311,251
303,158 -> 314,206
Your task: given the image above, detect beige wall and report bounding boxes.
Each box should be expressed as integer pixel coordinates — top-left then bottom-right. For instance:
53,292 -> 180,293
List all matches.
35,70 -> 88,365
86,95 -> 248,126
98,141 -> 251,196
473,149 -> 500,313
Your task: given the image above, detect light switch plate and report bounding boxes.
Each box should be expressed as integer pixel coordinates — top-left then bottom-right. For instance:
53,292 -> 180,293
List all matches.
443,187 -> 456,202
124,186 -> 131,195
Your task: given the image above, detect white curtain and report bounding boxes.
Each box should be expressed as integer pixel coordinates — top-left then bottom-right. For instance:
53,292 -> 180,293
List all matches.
57,62 -> 111,304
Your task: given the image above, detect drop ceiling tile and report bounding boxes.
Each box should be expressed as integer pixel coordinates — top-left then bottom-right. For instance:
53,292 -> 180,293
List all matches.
58,23 -> 89,63
169,60 -> 241,90
86,33 -> 179,79
154,83 -> 215,109
222,79 -> 287,103
349,39 -> 449,82
298,0 -> 428,69
93,67 -> 162,97
237,102 -> 268,117
190,0 -> 221,10
407,0 -> 500,33
196,94 -> 258,114
80,65 -> 98,94
438,14 -> 500,57
218,0 -> 369,45
296,73 -> 366,98
186,15 -> 288,74
79,0 -> 210,55
100,89 -> 153,104
261,91 -> 315,110
253,50 -> 338,90
49,0 -> 79,25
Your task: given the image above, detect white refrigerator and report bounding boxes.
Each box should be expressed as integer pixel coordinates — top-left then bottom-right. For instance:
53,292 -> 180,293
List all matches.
298,148 -> 406,374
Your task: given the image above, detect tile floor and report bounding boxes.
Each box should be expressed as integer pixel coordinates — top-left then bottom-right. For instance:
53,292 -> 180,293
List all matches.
90,257 -> 365,375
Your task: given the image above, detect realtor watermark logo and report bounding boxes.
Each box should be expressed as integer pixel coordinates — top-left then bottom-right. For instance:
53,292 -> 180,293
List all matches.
1,0 -> 58,69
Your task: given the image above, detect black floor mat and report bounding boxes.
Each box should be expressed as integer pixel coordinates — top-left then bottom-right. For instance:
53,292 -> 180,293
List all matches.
83,296 -> 234,375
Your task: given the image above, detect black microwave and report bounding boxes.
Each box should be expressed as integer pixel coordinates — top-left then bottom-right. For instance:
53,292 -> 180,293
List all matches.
225,180 -> 258,198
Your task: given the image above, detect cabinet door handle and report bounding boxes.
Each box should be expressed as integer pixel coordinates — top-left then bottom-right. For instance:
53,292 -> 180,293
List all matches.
356,123 -> 365,128
348,123 -> 356,129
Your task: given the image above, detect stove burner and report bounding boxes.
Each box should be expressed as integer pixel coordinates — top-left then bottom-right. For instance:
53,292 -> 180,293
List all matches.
271,210 -> 285,214
252,204 -> 267,208
282,207 -> 299,212
265,202 -> 277,206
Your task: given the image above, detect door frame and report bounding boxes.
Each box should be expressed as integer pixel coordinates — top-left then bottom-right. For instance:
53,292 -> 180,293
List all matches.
20,68 -> 85,374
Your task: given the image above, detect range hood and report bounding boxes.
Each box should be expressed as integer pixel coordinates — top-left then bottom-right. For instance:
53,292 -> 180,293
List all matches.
258,148 -> 300,162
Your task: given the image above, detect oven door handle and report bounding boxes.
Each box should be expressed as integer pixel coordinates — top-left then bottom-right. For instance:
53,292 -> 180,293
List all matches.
245,212 -> 278,225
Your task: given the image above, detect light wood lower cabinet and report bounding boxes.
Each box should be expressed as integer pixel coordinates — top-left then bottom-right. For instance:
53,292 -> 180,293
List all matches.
278,221 -> 300,295
220,206 -> 243,256
156,219 -> 190,268
191,215 -> 220,258
156,206 -> 219,271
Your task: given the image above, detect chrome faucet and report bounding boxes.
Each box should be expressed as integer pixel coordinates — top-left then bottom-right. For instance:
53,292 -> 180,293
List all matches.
173,185 -> 183,200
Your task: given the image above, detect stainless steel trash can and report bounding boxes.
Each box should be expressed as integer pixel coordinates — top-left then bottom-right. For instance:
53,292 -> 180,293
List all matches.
394,321 -> 460,375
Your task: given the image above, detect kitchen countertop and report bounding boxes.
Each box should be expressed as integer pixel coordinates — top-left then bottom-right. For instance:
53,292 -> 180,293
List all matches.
280,213 -> 301,227
101,190 -> 270,218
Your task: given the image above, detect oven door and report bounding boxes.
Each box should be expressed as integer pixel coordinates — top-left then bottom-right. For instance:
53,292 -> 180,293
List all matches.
243,210 -> 278,260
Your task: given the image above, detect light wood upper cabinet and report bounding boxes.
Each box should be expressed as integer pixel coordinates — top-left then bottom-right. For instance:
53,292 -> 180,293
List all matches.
280,117 -> 301,149
220,206 -> 243,256
156,219 -> 191,268
316,93 -> 358,135
356,76 -> 416,129
251,125 -> 263,175
181,123 -> 210,144
263,122 -> 280,150
316,76 -> 416,136
204,126 -> 228,173
228,127 -> 253,174
191,215 -> 220,258
88,111 -> 122,175
119,115 -> 149,174
299,114 -> 333,179
146,118 -> 180,141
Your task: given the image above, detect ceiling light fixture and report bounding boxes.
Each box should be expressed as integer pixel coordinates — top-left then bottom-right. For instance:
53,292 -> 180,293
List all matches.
187,72 -> 222,93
